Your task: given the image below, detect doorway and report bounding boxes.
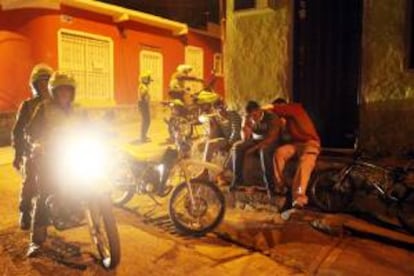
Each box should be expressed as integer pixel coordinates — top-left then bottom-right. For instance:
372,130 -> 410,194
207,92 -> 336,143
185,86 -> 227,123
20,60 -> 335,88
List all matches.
293,0 -> 363,148
139,49 -> 164,101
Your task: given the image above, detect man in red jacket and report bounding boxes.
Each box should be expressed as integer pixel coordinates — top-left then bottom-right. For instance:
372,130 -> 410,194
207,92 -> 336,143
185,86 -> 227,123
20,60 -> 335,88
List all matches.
269,98 -> 320,208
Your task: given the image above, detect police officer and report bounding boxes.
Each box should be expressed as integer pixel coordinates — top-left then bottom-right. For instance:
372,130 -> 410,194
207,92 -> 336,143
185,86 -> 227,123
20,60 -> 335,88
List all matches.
11,64 -> 53,230
25,72 -> 77,257
138,71 -> 152,143
168,64 -> 203,103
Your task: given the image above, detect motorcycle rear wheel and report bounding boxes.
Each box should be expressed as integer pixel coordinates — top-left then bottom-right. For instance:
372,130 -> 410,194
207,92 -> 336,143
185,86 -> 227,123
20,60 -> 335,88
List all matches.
169,180 -> 225,236
309,169 -> 354,213
89,196 -> 121,269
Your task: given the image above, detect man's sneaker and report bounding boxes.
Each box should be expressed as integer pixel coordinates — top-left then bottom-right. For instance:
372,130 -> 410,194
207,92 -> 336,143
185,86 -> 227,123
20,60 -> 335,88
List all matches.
292,194 -> 309,209
26,242 -> 42,258
19,212 -> 31,231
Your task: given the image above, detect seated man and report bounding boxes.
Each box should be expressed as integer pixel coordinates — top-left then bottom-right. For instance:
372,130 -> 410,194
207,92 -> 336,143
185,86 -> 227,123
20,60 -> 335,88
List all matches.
270,98 -> 321,208
230,101 -> 281,198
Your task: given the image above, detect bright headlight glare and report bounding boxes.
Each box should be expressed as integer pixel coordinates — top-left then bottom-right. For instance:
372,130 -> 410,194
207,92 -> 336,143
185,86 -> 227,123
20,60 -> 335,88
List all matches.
58,135 -> 108,180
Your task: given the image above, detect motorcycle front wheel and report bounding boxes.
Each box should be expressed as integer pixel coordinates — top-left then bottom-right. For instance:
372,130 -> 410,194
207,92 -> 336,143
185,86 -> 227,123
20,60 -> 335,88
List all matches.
111,185 -> 135,207
110,157 -> 136,206
169,180 -> 225,236
171,116 -> 194,141
309,169 -> 354,213
398,190 -> 414,234
88,196 -> 121,269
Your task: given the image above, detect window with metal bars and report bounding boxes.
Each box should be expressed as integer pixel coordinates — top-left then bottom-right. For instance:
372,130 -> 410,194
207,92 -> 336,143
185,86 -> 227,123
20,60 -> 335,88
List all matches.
58,30 -> 114,105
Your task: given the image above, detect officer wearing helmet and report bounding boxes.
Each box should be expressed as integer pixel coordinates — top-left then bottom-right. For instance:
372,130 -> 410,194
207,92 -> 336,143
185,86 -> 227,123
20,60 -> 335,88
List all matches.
25,72 -> 77,257
168,64 -> 203,102
138,71 -> 153,143
11,63 -> 53,230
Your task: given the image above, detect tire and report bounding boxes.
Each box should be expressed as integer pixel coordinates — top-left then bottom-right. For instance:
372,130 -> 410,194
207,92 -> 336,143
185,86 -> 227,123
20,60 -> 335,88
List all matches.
309,169 -> 354,213
169,180 -> 225,236
397,190 -> 414,234
111,188 -> 135,207
90,196 -> 121,269
110,157 -> 136,206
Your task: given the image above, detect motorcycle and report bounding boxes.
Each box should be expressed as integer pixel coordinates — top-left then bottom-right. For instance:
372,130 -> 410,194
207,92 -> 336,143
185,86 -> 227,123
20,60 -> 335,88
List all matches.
190,112 -> 285,211
309,152 -> 414,234
163,72 -> 221,142
34,128 -> 121,269
110,132 -> 226,237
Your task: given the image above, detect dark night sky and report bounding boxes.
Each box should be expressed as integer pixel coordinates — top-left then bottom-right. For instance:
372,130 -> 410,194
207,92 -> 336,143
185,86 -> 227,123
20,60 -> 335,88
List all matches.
96,0 -> 220,29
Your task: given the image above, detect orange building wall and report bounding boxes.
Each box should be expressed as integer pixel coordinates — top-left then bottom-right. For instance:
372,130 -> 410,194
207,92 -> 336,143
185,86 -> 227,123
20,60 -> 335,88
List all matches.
0,5 -> 223,111
0,32 -> 34,110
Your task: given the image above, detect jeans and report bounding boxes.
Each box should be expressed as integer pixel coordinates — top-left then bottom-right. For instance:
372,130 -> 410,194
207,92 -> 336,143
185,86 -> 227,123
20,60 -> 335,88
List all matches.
231,139 -> 278,193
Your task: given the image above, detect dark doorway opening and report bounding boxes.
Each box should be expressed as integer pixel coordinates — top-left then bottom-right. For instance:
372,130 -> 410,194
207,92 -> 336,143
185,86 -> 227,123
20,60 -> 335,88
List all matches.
293,0 -> 363,148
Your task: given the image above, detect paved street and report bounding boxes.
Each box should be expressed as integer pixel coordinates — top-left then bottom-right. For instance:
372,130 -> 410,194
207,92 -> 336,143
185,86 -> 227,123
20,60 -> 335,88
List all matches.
1,119 -> 414,275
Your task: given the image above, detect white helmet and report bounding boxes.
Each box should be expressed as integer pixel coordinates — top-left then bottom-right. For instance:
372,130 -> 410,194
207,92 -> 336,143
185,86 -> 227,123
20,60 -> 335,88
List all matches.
48,72 -> 76,100
140,70 -> 153,82
176,64 -> 193,74
29,63 -> 53,97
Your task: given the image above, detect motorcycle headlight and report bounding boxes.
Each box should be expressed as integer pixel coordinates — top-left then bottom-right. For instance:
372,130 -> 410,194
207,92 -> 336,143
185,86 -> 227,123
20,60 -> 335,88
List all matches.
57,135 -> 109,181
198,114 -> 210,124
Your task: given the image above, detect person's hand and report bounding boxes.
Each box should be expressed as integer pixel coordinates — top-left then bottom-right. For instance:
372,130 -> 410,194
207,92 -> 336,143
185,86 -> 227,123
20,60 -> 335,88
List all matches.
12,156 -> 22,171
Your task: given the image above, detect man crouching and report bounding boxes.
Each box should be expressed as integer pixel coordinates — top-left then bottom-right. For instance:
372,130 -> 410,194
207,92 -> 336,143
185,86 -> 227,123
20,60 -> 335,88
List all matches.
229,101 -> 281,199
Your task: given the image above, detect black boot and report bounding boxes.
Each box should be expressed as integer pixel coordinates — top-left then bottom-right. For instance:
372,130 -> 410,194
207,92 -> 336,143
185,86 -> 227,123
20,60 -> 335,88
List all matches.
27,226 -> 47,258
27,242 -> 42,258
19,212 -> 32,231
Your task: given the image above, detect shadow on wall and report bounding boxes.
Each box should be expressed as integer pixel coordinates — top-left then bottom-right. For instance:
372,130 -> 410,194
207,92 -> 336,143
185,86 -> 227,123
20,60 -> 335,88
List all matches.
359,98 -> 414,157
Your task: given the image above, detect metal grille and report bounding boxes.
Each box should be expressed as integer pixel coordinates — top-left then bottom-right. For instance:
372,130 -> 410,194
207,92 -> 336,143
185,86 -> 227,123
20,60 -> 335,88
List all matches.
139,50 -> 163,101
59,31 -> 113,102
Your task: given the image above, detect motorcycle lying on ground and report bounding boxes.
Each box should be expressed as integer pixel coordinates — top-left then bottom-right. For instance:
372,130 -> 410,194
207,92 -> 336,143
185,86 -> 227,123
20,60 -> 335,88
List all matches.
110,132 -> 226,236
34,128 -> 120,269
308,152 -> 414,234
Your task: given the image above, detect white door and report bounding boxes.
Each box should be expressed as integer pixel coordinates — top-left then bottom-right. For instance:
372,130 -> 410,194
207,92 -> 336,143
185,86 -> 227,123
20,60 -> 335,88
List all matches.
58,29 -> 114,105
185,46 -> 204,92
139,50 -> 164,102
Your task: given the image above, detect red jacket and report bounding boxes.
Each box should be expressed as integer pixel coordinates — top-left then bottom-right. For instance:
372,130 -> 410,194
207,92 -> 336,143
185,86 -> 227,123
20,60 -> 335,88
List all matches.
271,103 -> 320,144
